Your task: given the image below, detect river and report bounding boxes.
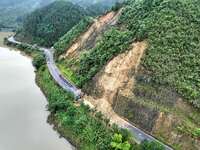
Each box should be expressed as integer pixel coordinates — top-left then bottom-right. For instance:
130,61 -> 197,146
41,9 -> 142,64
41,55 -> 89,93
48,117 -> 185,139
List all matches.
0,32 -> 73,150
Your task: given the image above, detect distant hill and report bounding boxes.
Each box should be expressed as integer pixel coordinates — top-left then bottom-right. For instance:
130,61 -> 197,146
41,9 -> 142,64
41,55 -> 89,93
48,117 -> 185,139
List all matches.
68,0 -> 123,16
0,0 -> 54,30
0,0 -> 123,30
68,0 -> 122,7
16,1 -> 87,47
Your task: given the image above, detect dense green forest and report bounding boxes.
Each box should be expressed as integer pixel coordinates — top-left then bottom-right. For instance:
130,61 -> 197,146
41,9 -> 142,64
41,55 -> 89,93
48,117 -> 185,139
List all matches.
50,1 -> 200,148
0,0 -> 122,30
0,0 -> 54,30
119,0 -> 200,109
16,1 -> 87,47
15,0 -> 124,47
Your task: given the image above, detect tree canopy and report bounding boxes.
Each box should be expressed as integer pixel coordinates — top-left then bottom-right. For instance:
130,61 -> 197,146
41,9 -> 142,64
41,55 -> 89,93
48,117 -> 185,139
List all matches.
17,1 -> 87,47
119,0 -> 200,108
0,0 -> 54,30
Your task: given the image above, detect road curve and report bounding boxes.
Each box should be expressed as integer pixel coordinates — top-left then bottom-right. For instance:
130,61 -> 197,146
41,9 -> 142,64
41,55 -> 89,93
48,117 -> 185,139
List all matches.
7,36 -> 173,150
7,37 -> 82,99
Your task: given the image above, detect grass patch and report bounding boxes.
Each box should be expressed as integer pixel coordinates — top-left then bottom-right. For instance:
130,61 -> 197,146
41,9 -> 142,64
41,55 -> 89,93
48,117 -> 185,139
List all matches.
57,62 -> 80,86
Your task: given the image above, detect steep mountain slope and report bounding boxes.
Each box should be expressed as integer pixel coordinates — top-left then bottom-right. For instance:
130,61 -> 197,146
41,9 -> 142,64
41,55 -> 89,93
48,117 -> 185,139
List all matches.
54,0 -> 200,149
120,0 -> 200,109
16,1 -> 87,47
83,41 -> 148,125
0,0 -> 54,30
55,10 -> 123,86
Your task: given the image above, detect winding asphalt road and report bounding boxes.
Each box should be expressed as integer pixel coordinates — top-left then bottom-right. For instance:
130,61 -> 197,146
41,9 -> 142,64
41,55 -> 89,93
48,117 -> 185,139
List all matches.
8,37 -> 81,99
7,36 -> 173,150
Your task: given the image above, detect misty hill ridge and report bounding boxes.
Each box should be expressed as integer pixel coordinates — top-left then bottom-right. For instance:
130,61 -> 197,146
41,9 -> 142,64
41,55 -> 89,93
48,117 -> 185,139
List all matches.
16,1 -> 87,47
0,0 -> 54,29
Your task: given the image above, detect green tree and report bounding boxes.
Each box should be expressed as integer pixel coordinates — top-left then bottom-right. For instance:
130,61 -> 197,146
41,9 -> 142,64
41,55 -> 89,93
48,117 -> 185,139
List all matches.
140,140 -> 164,150
111,133 -> 131,150
32,53 -> 45,69
193,128 -> 200,138
17,1 -> 87,47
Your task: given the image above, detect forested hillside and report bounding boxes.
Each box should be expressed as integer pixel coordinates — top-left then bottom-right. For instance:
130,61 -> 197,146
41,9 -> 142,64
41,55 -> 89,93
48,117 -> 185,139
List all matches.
16,1 -> 87,47
0,0 -> 54,30
119,0 -> 200,109
52,0 -> 200,149
65,0 -> 200,109
0,0 -> 123,30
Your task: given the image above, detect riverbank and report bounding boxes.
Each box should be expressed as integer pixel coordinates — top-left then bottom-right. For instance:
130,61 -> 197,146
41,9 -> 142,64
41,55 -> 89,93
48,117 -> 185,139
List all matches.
0,33 -> 74,150
35,68 -> 80,149
0,32 -> 75,149
0,32 -> 13,47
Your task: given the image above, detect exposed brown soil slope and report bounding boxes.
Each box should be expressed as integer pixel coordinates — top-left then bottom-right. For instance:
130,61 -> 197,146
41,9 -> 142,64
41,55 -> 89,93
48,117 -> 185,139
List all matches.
83,41 -> 147,126
62,10 -> 122,59
82,38 -> 200,149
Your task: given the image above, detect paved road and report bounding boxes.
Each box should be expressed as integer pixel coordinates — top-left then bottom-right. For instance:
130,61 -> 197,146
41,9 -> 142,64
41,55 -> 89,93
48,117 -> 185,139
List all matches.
7,36 -> 173,150
42,48 -> 81,98
8,37 -> 81,99
124,124 -> 173,150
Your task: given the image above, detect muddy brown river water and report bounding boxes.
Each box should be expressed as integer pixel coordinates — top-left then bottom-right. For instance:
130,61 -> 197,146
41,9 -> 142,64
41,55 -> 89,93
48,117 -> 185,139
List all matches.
0,33 -> 73,150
